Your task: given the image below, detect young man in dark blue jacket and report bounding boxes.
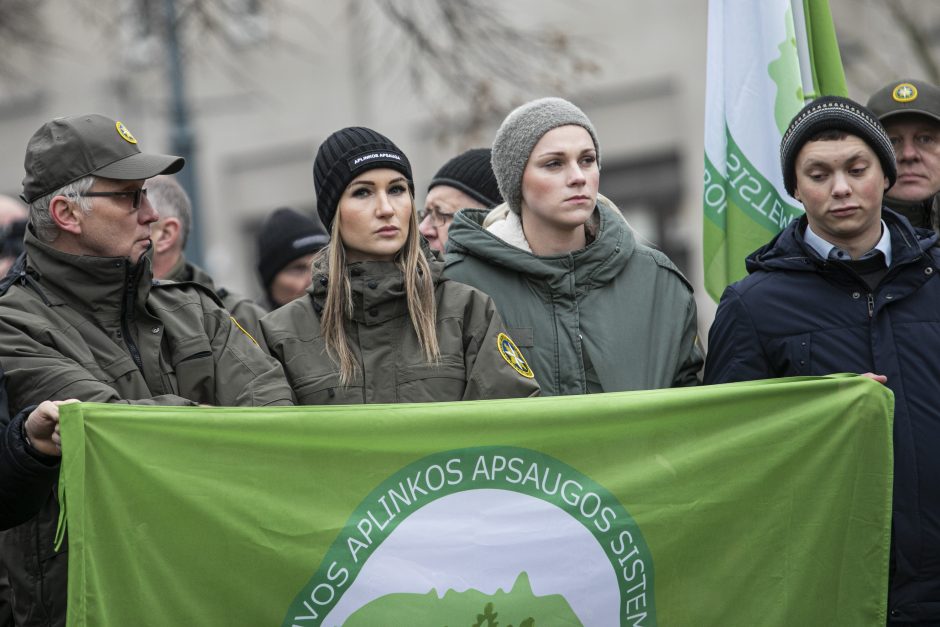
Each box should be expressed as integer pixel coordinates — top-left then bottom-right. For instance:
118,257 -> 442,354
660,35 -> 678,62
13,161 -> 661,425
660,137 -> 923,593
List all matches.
706,96 -> 940,625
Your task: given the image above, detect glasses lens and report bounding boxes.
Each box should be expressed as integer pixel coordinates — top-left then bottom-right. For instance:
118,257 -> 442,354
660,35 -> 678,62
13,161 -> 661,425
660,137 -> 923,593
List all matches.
134,188 -> 148,209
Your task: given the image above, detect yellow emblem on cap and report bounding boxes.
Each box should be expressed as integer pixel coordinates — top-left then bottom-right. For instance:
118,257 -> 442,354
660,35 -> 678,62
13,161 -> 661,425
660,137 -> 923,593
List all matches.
497,332 -> 534,379
893,83 -> 918,103
115,121 -> 138,144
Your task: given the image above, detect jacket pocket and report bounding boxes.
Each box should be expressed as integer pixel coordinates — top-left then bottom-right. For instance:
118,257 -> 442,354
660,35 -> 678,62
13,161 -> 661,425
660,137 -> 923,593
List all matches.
764,333 -> 811,376
169,337 -> 214,401
396,358 -> 466,402
293,373 -> 363,405
81,354 -> 139,385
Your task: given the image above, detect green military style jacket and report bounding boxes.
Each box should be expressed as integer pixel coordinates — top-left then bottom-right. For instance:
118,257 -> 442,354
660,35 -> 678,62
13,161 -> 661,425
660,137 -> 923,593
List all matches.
0,230 -> 294,412
0,229 -> 294,627
163,255 -> 268,350
444,198 -> 703,396
260,253 -> 540,404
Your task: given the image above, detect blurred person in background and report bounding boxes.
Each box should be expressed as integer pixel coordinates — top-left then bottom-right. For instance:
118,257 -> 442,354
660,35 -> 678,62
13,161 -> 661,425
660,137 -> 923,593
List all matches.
255,207 -> 328,311
419,148 -> 502,253
0,195 -> 27,278
868,79 -> 940,233
147,175 -> 267,342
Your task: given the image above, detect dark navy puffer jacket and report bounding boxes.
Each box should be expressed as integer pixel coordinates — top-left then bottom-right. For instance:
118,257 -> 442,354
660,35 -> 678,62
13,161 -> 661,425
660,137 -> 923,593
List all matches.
705,209 -> 940,623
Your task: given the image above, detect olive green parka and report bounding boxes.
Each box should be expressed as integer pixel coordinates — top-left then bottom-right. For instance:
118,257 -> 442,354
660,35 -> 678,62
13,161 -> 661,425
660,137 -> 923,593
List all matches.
260,252 -> 540,404
443,198 -> 703,396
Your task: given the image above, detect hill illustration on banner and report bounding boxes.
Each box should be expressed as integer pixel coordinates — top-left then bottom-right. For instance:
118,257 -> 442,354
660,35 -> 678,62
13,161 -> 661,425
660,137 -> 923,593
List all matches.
342,572 -> 581,626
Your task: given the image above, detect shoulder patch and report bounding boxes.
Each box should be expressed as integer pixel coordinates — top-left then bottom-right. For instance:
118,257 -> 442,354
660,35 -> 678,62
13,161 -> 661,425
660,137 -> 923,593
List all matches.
497,332 -> 535,379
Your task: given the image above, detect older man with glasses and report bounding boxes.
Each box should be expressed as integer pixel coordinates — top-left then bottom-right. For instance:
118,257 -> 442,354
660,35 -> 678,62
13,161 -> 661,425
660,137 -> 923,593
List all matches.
0,113 -> 294,627
419,148 -> 503,253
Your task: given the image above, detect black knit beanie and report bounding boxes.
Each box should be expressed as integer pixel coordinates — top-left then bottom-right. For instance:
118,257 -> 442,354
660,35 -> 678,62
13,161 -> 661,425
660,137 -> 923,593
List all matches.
780,96 -> 897,197
428,148 -> 503,208
256,207 -> 329,290
313,127 -> 413,230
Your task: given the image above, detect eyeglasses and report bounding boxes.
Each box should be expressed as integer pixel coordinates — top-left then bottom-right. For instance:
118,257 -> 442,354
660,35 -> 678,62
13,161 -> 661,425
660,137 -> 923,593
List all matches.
73,188 -> 148,209
417,208 -> 455,227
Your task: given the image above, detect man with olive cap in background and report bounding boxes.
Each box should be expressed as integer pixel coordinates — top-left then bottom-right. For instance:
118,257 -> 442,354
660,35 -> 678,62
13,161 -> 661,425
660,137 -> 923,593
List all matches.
0,113 -> 293,626
868,79 -> 940,233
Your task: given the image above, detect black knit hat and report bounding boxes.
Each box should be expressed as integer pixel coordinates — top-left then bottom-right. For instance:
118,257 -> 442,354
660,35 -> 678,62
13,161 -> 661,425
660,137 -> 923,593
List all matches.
428,148 -> 502,208
313,127 -> 413,230
780,96 -> 897,197
256,207 -> 329,290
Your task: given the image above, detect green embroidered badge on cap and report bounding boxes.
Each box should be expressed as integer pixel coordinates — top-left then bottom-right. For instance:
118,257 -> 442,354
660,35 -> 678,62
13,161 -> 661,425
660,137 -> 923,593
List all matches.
893,83 -> 918,103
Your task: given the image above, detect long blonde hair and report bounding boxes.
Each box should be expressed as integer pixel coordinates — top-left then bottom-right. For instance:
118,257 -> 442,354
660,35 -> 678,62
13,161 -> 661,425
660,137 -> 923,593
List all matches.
317,196 -> 439,385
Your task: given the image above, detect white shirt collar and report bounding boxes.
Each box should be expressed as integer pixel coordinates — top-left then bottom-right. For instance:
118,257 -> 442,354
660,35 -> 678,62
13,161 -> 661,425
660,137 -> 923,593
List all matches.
804,220 -> 892,266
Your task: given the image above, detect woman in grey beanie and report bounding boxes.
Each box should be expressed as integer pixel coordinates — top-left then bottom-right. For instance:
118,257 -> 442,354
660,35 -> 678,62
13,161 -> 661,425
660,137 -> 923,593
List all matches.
443,97 -> 704,395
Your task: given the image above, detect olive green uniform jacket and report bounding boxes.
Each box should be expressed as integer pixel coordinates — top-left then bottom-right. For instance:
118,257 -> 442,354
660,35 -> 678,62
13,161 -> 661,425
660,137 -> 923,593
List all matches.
0,230 -> 293,627
443,199 -> 703,396
164,255 -> 268,350
260,254 -> 540,404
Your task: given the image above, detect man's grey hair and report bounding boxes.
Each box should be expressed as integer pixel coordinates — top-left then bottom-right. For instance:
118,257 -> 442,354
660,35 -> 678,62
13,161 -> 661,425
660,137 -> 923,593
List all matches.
28,175 -> 95,243
145,175 -> 192,248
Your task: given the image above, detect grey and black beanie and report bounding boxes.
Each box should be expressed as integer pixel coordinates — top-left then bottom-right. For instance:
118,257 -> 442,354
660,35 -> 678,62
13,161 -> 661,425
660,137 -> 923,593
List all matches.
428,148 -> 502,208
313,127 -> 413,230
491,97 -> 601,214
780,96 -> 897,197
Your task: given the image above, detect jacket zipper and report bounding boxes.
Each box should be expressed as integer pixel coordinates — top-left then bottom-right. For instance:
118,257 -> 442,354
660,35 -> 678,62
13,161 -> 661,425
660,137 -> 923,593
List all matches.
121,263 -> 145,374
867,293 -> 875,318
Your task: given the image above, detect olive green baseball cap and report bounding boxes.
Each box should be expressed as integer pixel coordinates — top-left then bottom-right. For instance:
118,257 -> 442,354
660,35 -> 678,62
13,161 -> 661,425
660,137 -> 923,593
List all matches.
21,113 -> 184,204
866,79 -> 940,124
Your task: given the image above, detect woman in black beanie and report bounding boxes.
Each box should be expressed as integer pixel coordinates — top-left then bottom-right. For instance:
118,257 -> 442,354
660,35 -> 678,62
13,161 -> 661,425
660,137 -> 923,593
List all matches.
259,127 -> 539,404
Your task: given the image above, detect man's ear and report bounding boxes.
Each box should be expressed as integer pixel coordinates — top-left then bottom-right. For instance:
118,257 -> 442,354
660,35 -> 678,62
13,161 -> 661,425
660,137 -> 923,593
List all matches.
153,217 -> 181,254
884,176 -> 890,191
793,187 -> 802,202
49,195 -> 83,235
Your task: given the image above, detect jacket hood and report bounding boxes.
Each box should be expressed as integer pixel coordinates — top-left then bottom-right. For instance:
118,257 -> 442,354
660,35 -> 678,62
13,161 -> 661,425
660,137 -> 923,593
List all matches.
445,195 -> 636,290
745,208 -> 938,274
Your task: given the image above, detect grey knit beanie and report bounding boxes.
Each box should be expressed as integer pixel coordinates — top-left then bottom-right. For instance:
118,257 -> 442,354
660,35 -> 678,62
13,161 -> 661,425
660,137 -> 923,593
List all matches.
491,97 -> 601,214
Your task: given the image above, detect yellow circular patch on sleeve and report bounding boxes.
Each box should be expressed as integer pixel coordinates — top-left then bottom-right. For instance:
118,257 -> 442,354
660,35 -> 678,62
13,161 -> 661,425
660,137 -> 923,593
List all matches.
497,332 -> 534,379
892,83 -> 918,103
115,121 -> 138,144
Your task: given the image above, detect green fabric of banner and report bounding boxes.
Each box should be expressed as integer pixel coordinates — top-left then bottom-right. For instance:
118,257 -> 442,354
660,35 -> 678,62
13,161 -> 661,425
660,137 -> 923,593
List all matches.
60,375 -> 893,626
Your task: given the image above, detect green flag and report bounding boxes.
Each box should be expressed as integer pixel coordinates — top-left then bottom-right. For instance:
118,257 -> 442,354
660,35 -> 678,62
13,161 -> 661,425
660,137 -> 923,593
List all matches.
703,0 -> 848,301
60,375 -> 892,626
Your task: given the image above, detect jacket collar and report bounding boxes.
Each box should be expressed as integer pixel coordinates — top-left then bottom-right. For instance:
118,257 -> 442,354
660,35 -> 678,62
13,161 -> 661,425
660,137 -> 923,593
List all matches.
745,208 -> 937,275
21,227 -> 153,319
309,242 -> 443,325
446,195 -> 635,291
164,255 -> 218,292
